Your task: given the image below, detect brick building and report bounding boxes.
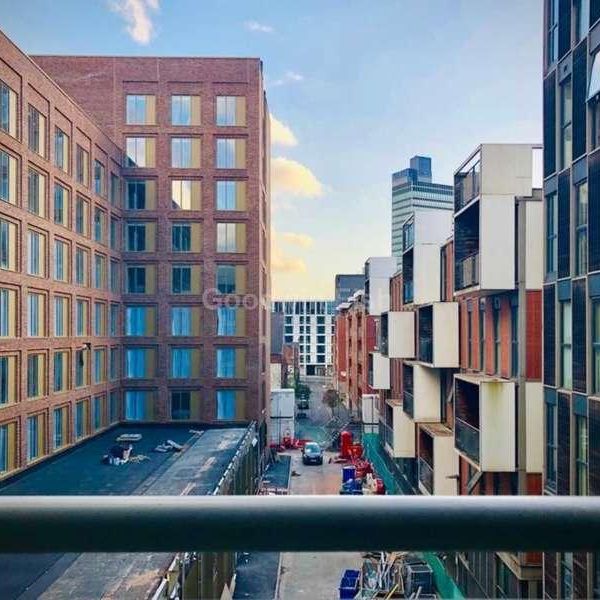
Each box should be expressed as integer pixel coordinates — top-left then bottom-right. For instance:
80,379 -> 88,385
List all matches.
0,30 -> 270,480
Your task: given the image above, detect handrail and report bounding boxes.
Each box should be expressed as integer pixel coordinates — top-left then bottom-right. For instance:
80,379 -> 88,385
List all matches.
0,495 -> 600,553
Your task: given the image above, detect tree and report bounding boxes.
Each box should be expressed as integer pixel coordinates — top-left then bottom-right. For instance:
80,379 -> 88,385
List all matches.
323,388 -> 340,414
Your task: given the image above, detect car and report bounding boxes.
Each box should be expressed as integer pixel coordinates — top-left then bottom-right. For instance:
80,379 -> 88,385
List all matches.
302,442 -> 323,465
297,399 -> 309,410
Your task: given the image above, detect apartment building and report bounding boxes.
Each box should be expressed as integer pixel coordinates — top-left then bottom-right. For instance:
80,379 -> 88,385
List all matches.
272,300 -> 335,376
334,290 -> 376,415
542,1 -> 600,597
0,30 -> 270,481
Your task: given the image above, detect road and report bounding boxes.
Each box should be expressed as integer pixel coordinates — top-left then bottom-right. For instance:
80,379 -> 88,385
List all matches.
277,377 -> 362,599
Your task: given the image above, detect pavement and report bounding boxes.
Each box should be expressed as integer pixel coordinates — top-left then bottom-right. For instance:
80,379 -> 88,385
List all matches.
277,376 -> 363,600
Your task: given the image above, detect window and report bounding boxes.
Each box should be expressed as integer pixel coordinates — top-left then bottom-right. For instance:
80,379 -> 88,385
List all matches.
560,300 -> 572,389
53,407 -> 65,449
560,78 -> 572,170
125,391 -> 147,420
53,351 -> 67,392
216,96 -> 245,126
479,302 -> 486,371
110,173 -> 120,205
126,94 -> 155,125
0,80 -> 17,137
28,169 -> 45,216
54,296 -> 67,337
54,128 -> 69,172
576,414 -> 588,495
171,347 -> 193,378
216,389 -> 242,420
75,196 -> 88,235
110,260 -> 120,292
171,306 -> 192,336
217,222 -> 245,252
27,230 -> 43,275
547,0 -> 558,67
27,415 -> 41,462
493,302 -> 501,374
27,293 -> 43,337
27,353 -> 44,398
94,207 -> 105,242
0,218 -> 15,271
216,138 -> 245,168
28,105 -> 46,156
575,181 -> 588,276
574,0 -> 589,44
594,301 -> 600,395
0,422 -> 15,474
126,348 -> 147,378
75,247 -> 87,285
171,391 -> 191,419
172,265 -> 192,294
54,184 -> 69,226
467,304 -> 473,368
110,218 -> 118,250
127,266 -> 147,293
76,145 -> 89,186
75,349 -> 88,387
216,347 -> 236,378
75,399 -> 87,439
217,306 -> 238,336
110,303 -> 119,336
94,302 -> 106,336
94,253 -> 106,289
93,349 -> 106,383
54,240 -> 67,282
94,160 -> 106,197
216,181 -> 245,210
93,396 -> 103,430
546,192 -> 558,274
217,265 -> 236,293
110,347 -> 119,380
126,305 -> 151,336
0,355 -> 15,405
76,299 -> 88,337
171,95 -> 197,126
126,137 -> 154,168
511,303 -> 519,377
172,223 -> 191,251
127,223 -> 147,251
171,138 -> 197,168
127,180 -> 151,209
0,150 -> 17,205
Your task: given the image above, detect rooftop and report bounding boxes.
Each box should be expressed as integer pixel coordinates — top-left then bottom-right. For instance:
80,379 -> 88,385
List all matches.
0,424 -> 249,600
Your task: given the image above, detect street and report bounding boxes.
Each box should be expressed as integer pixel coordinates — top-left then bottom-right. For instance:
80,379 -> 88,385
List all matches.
277,377 -> 362,599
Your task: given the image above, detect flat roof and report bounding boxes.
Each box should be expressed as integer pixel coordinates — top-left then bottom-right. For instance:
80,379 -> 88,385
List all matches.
0,424 -> 249,600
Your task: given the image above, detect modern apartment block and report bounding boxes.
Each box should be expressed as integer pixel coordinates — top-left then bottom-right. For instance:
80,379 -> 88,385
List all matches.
542,2 -> 600,597
271,300 -> 335,376
391,155 -> 453,260
334,290 -> 376,414
334,273 -> 364,308
0,30 -> 270,481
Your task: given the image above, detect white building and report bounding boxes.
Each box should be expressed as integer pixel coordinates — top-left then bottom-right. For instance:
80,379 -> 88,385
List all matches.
272,300 -> 335,376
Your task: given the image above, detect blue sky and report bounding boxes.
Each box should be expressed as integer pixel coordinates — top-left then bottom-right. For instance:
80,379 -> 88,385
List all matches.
0,0 -> 543,298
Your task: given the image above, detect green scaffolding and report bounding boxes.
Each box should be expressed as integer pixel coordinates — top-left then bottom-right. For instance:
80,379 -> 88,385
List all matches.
362,433 -> 463,600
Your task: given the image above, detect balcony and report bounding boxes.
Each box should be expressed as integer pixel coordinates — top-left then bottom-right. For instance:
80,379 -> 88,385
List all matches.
402,363 -> 441,423
369,351 -> 390,390
416,303 -> 459,368
418,424 -> 458,496
380,311 -> 415,359
454,373 -> 516,472
454,144 -> 541,295
383,399 -> 416,458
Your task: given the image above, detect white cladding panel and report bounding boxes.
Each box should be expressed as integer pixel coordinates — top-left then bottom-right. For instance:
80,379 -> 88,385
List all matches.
389,404 -> 416,458
269,417 -> 295,445
525,200 -> 543,290
270,389 -> 295,418
433,434 -> 459,495
371,352 -> 390,389
414,244 -> 441,304
413,209 -> 453,246
480,380 -> 516,471
432,302 -> 459,367
480,144 -> 535,197
525,381 -> 544,473
388,311 -> 415,358
361,394 -> 379,425
413,364 -> 441,422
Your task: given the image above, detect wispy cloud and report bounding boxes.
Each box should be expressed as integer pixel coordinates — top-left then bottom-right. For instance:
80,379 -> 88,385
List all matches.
109,0 -> 159,45
270,71 -> 304,87
279,232 -> 314,248
270,115 -> 298,147
244,20 -> 274,33
271,157 -> 323,198
272,253 -> 307,274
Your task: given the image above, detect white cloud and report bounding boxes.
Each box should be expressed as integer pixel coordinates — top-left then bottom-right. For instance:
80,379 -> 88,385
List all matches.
109,0 -> 159,45
272,253 -> 307,274
271,157 -> 323,198
270,71 -> 304,87
244,20 -> 274,33
270,115 -> 298,147
279,232 -> 314,248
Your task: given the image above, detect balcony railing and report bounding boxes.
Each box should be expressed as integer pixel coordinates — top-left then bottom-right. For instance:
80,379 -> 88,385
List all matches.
380,419 -> 393,448
454,166 -> 480,212
403,280 -> 414,304
418,457 -> 434,494
418,337 -> 433,363
455,417 -> 480,464
403,390 -> 414,419
1,496 -> 600,552
455,252 -> 480,291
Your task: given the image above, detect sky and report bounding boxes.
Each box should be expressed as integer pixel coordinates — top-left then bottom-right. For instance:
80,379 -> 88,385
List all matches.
0,0 -> 543,299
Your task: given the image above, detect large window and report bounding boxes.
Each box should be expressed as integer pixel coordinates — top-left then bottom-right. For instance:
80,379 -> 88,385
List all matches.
76,145 -> 89,186
216,389 -> 242,420
127,223 -> 147,251
54,184 -> 69,226
126,95 -> 154,125
53,407 -> 65,449
171,347 -> 193,378
28,168 -> 45,216
546,0 -> 558,67
125,391 -> 148,420
127,266 -> 147,294
127,180 -> 148,209
94,207 -> 105,242
171,391 -> 191,419
216,180 -> 245,210
94,160 -> 106,197
172,265 -> 192,294
27,353 -> 44,398
54,128 -> 69,172
54,240 -> 68,282
0,150 -> 17,205
75,247 -> 87,285
216,265 -> 236,293
171,138 -> 193,168
172,223 -> 191,252
171,306 -> 192,336
75,196 -> 88,235
216,347 -> 236,378
75,348 -> 88,387
216,138 -> 245,169
560,78 -> 572,170
171,96 -> 195,126
217,222 -> 245,253
27,230 -> 43,276
575,181 -> 588,276
53,351 -> 66,392
94,253 -> 106,289
126,137 -> 153,168
93,349 -> 106,384
27,415 -> 41,462
126,348 -> 147,378
28,105 -> 46,157
27,293 -> 43,337
574,0 -> 590,44
594,300 -> 600,395
76,299 -> 88,337
0,80 -> 17,137
216,96 -> 245,126
546,192 -> 558,274
576,414 -> 588,495
217,306 -> 238,336
560,300 -> 573,389
126,305 -> 152,336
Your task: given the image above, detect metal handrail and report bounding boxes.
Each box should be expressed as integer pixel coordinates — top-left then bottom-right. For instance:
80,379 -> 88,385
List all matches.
1,495 -> 600,553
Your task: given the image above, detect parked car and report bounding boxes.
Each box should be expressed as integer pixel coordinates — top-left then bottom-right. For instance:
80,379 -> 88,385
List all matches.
297,398 -> 309,410
302,442 -> 323,465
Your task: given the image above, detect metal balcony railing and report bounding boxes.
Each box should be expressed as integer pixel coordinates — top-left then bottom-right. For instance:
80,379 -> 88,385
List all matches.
455,252 -> 480,290
1,496 -> 600,552
454,167 -> 480,212
403,390 -> 414,419
418,457 -> 434,494
455,417 -> 480,464
380,420 -> 393,448
418,337 -> 433,363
